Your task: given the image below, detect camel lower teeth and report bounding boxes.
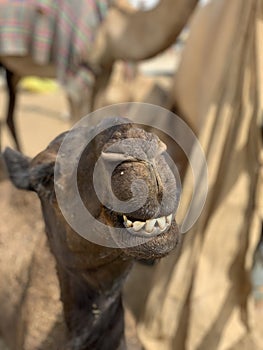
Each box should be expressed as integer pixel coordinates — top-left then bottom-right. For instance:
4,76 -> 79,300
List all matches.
123,214 -> 174,234
133,221 -> 145,231
145,219 -> 156,233
157,217 -> 166,230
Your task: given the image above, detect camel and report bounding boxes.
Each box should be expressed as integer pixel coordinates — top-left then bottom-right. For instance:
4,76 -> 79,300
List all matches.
1,117 -> 180,349
87,0 -> 198,66
0,0 -> 198,151
0,0 -> 112,150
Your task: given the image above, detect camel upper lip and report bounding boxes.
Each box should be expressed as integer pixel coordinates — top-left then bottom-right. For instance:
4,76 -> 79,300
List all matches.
122,213 -> 174,238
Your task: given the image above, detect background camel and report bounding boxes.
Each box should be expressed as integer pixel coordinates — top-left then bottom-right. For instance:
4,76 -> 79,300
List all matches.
1,117 -> 180,349
0,0 -> 198,150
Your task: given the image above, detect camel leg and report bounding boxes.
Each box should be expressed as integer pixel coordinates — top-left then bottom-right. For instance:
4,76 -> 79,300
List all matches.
5,69 -> 21,151
92,66 -> 113,110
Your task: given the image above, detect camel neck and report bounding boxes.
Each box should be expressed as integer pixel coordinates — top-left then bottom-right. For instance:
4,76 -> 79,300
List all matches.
39,199 -> 132,349
56,264 -> 128,350
96,0 -> 198,63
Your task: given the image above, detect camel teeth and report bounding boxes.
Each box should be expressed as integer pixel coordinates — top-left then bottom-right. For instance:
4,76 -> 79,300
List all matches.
124,213 -> 173,234
123,215 -> 133,228
145,219 -> 156,233
166,214 -> 172,225
126,220 -> 133,228
157,217 -> 166,230
133,221 -> 145,232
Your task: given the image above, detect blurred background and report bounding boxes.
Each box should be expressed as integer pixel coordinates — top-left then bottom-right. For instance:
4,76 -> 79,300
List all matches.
0,0 -> 262,349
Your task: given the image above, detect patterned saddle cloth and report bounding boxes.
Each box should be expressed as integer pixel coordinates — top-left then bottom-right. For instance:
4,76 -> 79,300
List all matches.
0,0 -> 112,94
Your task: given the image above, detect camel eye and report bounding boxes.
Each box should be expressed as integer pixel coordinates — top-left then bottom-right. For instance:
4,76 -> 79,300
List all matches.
120,171 -> 124,175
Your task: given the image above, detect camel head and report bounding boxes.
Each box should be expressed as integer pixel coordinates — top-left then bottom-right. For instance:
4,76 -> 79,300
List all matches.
3,118 -> 180,269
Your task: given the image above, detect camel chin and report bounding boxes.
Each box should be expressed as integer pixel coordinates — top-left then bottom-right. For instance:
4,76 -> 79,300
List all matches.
100,205 -> 180,260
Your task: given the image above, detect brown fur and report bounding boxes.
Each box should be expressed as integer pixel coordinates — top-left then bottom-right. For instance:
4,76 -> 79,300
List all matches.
1,118 -> 180,349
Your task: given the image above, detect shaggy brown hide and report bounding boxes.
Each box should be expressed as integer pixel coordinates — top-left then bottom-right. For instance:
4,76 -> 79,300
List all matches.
2,118 -> 180,350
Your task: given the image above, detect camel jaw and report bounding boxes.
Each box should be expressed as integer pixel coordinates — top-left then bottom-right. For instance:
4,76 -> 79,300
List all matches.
122,220 -> 180,260
100,207 -> 180,260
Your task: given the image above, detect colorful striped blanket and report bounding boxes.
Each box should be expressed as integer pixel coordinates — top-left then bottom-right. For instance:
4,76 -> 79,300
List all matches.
0,0 -> 112,96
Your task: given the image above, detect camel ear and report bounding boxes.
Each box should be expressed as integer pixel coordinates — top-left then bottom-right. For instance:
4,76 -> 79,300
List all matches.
3,147 -> 32,190
3,147 -> 55,192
